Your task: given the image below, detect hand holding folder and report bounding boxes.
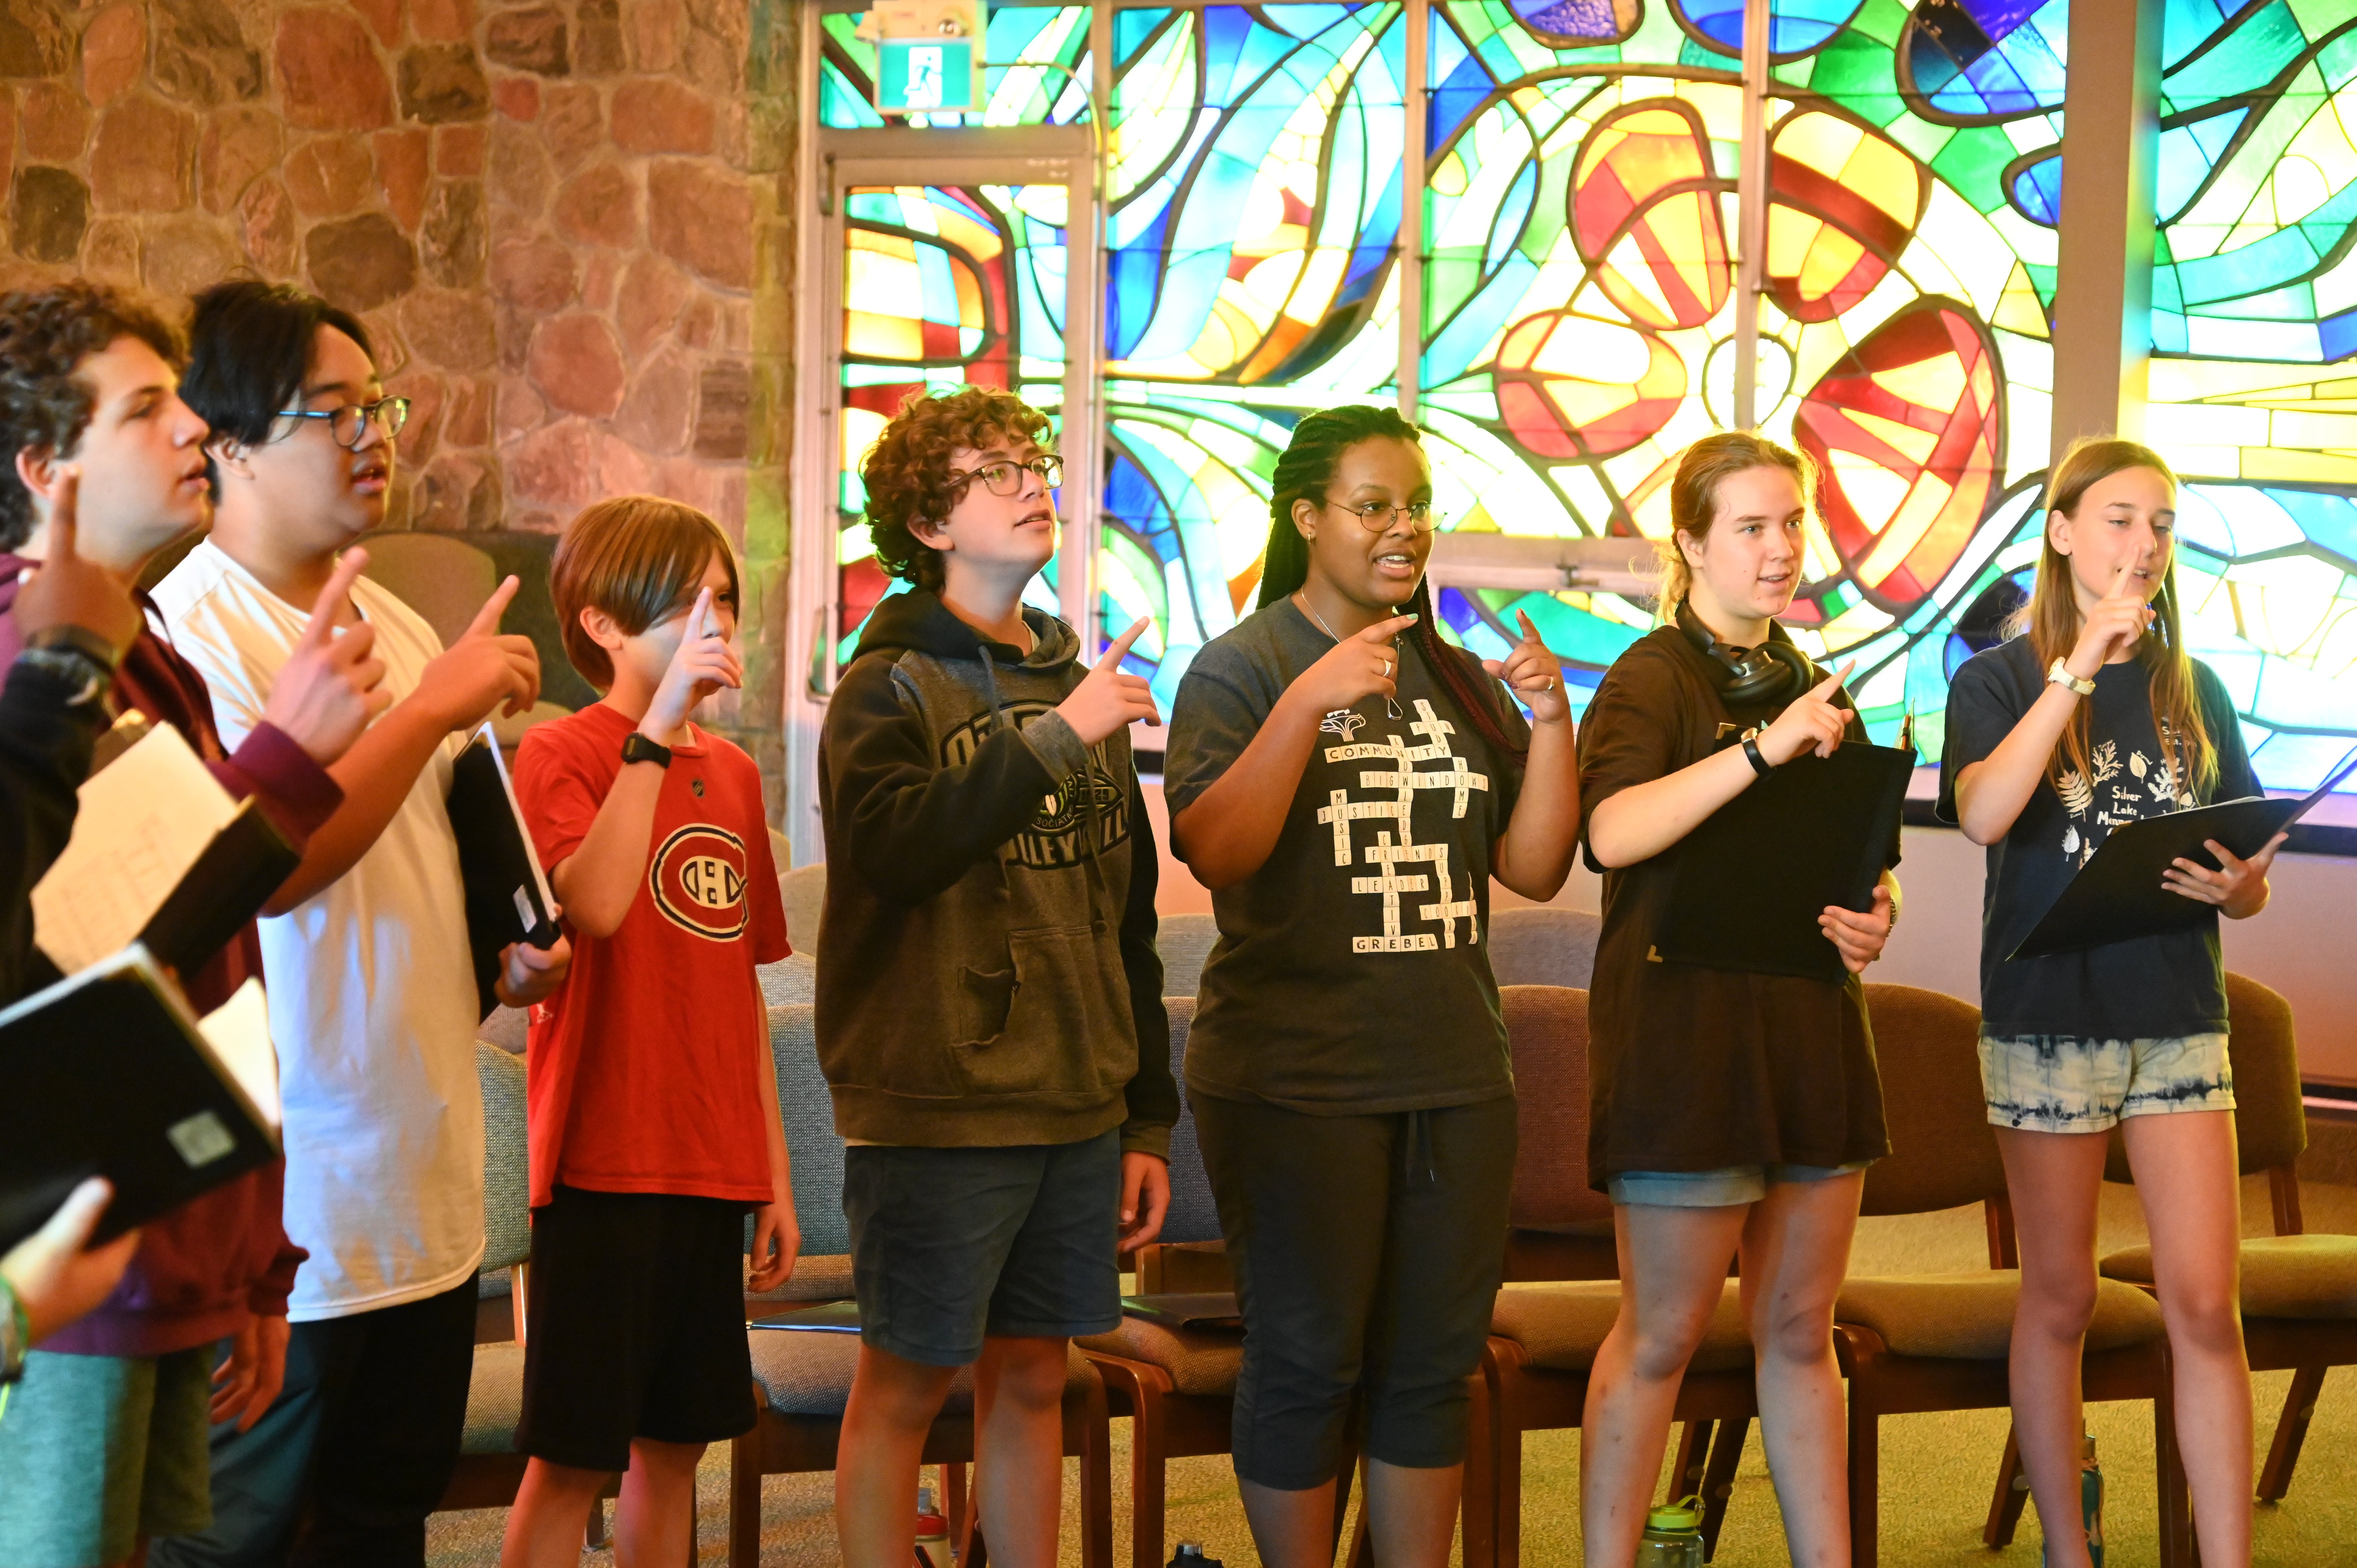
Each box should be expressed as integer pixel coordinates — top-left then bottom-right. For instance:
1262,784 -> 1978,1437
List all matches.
445,723 -> 561,1017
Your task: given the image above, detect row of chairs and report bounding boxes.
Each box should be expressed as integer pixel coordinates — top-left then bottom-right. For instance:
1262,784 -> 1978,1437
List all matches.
445,904 -> 2354,1566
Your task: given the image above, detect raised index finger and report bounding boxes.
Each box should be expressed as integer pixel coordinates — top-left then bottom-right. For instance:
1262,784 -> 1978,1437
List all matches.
1096,615 -> 1151,671
462,575 -> 519,640
1811,658 -> 1857,699
1352,612 -> 1419,643
45,468 -> 81,555
297,548 -> 369,648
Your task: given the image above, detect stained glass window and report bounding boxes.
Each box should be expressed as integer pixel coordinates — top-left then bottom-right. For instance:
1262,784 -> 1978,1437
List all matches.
815,0 -> 2357,796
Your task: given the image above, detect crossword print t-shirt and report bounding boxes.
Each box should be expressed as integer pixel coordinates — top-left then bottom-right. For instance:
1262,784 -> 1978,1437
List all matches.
1938,634 -> 2255,1041
1164,598 -> 1527,1114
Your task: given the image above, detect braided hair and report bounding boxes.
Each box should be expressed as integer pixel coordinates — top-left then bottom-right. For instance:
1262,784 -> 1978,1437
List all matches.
1256,404 -> 1528,765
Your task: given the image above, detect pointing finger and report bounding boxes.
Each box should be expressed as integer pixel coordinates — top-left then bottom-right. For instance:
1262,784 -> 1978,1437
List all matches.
462,575 -> 519,640
1097,615 -> 1152,672
46,468 -> 81,553
297,549 -> 370,648
1810,659 -> 1857,699
1516,607 -> 1543,644
1353,612 -> 1419,643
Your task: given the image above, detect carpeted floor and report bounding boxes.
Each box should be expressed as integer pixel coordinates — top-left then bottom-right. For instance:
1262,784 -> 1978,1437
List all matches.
427,1177 -> 2357,1566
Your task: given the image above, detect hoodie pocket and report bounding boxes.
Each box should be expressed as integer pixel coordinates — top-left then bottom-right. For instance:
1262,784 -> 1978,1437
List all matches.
951,921 -> 1130,1095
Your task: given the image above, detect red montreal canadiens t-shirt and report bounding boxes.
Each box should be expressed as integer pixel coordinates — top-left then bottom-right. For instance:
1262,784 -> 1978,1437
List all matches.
513,701 -> 790,1209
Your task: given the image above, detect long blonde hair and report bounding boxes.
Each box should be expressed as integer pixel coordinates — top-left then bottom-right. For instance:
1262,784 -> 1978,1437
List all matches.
1656,431 -> 1818,618
2012,437 -> 2217,799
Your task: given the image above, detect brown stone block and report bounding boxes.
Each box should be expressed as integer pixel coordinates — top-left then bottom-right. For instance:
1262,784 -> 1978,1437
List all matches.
415,452 -> 499,531
399,44 -> 490,124
487,118 -> 554,215
239,176 -> 297,276
352,0 -> 401,49
616,251 -> 687,355
647,159 -> 751,291
693,358 -> 749,460
286,134 -> 374,217
150,0 -> 266,109
506,417 -> 597,508
595,428 -> 652,496
675,288 -> 719,349
0,0 -> 69,77
0,96 -> 14,195
383,368 -> 445,463
377,129 -> 432,231
276,8 -> 396,131
539,81 -> 603,173
81,216 -> 140,285
141,212 -> 240,298
576,18 -> 624,76
528,312 -> 627,418
623,0 -> 678,72
493,74 -> 537,121
413,0 -> 475,45
401,286 -> 499,371
496,370 -> 545,441
484,6 -> 567,76
21,81 -> 90,163
307,211 -> 418,311
614,343 -> 694,453
81,2 -> 144,106
92,96 -> 197,214
419,179 -> 486,286
680,19 -> 742,96
200,108 -> 282,214
649,454 -> 717,513
489,231 -> 574,310
580,248 -> 618,309
443,373 -> 495,447
435,123 -> 486,177
554,161 -> 636,250
610,76 -> 711,157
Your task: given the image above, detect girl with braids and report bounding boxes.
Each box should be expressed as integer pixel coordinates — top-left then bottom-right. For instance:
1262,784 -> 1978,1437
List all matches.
1163,403 -> 1580,1566
1941,438 -> 2276,1568
1576,431 -> 1897,1568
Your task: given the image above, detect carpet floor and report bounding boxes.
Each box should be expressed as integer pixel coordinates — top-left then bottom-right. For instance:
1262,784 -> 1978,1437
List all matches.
427,1177 -> 2357,1566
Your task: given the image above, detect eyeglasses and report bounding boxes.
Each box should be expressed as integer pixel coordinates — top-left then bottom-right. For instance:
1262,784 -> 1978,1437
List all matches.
947,454 -> 1064,496
1318,496 -> 1444,534
277,397 -> 412,450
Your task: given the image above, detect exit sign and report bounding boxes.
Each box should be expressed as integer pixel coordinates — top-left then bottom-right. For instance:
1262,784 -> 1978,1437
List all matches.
876,37 -> 980,114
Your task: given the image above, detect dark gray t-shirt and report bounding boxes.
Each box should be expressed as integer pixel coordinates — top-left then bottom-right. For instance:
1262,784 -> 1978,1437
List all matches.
1937,635 -> 2256,1040
1163,599 -> 1528,1113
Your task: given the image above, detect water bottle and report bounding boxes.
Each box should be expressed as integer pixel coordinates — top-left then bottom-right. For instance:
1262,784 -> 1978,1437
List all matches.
2038,1433 -> 2103,1568
915,1485 -> 952,1568
1635,1497 -> 1705,1568
1167,1547 -> 1224,1568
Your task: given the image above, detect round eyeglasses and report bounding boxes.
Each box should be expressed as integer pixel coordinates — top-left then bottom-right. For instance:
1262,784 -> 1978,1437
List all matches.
1318,496 -> 1444,534
277,397 -> 412,450
947,454 -> 1064,496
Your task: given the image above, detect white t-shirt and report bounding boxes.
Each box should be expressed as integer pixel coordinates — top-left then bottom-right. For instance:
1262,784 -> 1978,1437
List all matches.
151,539 -> 485,1321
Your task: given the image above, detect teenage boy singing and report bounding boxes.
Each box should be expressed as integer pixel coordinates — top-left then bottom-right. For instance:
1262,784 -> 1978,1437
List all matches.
821,386 -> 1173,1566
149,281 -> 569,1568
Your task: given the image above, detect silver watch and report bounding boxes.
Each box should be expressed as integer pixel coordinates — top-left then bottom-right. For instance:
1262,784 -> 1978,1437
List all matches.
2046,658 -> 2096,698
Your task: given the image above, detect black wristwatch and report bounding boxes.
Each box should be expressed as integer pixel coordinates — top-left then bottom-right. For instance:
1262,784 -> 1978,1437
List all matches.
620,732 -> 672,769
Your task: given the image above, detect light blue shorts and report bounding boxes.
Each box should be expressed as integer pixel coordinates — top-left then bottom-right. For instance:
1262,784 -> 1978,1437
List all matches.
1608,1160 -> 1872,1209
1978,1032 -> 2234,1134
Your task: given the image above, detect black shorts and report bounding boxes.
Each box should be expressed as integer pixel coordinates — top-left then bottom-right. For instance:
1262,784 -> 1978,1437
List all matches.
843,1129 -> 1122,1367
514,1186 -> 756,1471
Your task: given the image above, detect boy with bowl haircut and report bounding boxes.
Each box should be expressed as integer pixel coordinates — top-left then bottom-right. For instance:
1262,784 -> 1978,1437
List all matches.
821,386 -> 1174,1566
499,496 -> 796,1566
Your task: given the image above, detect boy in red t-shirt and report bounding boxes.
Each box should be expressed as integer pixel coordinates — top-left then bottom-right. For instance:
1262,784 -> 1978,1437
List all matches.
502,496 -> 797,1565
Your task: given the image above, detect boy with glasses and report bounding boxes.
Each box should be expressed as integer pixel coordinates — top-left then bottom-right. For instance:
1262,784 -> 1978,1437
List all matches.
819,386 -> 1174,1566
147,281 -> 570,1568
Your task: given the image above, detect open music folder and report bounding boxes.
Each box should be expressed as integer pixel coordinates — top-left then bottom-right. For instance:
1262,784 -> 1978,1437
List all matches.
0,947 -> 281,1252
2009,747 -> 2357,960
1654,739 -> 1915,985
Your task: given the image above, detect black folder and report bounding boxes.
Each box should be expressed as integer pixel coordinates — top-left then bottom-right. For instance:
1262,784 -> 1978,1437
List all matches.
748,1300 -> 862,1333
2009,749 -> 2357,960
1654,741 -> 1915,985
445,724 -> 560,1018
1120,1293 -> 1244,1332
0,947 -> 280,1252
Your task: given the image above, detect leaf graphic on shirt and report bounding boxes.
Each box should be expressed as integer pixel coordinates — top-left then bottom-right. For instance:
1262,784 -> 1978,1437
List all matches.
2091,741 -> 2122,786
2057,769 -> 2094,818
2062,824 -> 2081,858
2129,750 -> 2149,779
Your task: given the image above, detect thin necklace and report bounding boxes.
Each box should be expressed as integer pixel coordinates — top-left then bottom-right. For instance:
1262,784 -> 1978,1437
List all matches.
1295,590 -> 1403,719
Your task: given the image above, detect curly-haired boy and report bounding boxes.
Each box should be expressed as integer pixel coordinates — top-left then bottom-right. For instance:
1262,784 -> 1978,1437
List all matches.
820,386 -> 1175,1564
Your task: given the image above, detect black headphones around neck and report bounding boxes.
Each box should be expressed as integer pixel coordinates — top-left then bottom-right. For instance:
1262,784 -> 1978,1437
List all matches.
1676,600 -> 1819,707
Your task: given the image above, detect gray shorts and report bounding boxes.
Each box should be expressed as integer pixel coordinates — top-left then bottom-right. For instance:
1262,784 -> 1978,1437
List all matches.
0,1346 -> 215,1567
1609,1161 -> 1872,1209
843,1128 -> 1122,1367
1978,1031 -> 2235,1133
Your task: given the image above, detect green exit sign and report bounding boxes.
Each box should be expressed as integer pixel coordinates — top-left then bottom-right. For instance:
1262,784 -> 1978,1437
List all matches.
876,37 -> 980,114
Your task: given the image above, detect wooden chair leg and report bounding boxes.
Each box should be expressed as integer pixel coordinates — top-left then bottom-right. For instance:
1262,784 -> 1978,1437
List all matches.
1846,1403 -> 1878,1568
1490,1351 -> 1528,1568
728,1425 -> 764,1568
1461,1368 -> 1498,1568
1077,1376 -> 1113,1568
2156,1382 -> 2192,1568
1984,1423 -> 2032,1547
1667,1418 -> 1714,1505
1696,1415 -> 1746,1562
945,1460 -> 969,1545
2257,1364 -> 2327,1503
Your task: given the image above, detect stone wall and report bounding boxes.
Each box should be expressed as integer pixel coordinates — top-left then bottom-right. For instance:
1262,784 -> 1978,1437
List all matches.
0,0 -> 798,802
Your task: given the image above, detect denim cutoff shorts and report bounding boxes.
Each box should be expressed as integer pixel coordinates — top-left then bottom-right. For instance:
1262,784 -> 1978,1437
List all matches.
1977,1032 -> 2234,1134
1608,1160 -> 1873,1209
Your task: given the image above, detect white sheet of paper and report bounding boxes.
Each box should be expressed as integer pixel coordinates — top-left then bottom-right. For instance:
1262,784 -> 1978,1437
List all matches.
31,724 -> 237,975
197,977 -> 279,1130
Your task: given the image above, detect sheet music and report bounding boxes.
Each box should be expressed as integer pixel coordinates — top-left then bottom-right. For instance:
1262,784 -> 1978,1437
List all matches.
198,978 -> 279,1130
31,725 -> 237,975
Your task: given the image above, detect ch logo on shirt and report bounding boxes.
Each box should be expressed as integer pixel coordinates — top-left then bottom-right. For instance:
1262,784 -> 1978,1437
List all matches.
648,824 -> 748,941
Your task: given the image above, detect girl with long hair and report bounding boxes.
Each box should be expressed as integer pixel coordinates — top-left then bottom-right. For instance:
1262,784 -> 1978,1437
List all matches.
1162,404 -> 1580,1565
1940,437 -> 2278,1567
1578,431 -> 1899,1568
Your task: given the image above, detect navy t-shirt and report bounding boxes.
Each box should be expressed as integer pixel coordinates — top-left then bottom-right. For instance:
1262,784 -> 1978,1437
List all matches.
1936,636 -> 2256,1040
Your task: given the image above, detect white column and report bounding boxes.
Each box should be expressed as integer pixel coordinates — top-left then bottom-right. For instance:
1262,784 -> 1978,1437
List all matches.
1731,0 -> 1770,431
1398,0 -> 1428,420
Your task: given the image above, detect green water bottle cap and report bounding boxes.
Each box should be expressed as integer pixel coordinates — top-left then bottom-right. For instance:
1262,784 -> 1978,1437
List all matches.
1647,1497 -> 1703,1533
